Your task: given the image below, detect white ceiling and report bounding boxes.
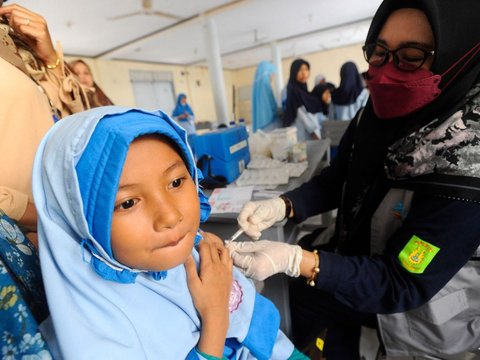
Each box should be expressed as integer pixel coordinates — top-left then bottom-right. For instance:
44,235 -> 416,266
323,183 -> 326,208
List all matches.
13,0 -> 383,70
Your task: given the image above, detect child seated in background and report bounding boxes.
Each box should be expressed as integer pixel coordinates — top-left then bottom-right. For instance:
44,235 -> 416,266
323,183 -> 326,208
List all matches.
32,106 -> 306,359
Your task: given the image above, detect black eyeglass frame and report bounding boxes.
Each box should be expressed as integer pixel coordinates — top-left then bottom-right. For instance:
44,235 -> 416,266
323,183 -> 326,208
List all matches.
362,42 -> 435,72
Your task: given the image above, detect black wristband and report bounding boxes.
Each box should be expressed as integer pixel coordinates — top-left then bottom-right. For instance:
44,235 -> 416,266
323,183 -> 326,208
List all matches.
280,195 -> 292,219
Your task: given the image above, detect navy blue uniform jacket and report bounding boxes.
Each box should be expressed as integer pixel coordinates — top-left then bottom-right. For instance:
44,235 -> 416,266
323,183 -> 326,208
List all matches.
284,116 -> 480,314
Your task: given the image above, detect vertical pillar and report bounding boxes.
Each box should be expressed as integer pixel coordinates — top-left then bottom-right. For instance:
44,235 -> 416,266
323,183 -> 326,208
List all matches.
203,17 -> 229,125
271,41 -> 284,107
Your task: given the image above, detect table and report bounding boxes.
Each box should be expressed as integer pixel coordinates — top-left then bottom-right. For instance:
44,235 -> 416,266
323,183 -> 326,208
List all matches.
201,139 -> 331,337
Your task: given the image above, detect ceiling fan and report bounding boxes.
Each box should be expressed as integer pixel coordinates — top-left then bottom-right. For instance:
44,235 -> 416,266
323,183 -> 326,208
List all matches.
253,29 -> 267,44
108,0 -> 182,21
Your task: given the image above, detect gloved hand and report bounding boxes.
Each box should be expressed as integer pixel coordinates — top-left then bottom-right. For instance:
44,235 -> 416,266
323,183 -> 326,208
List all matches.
237,198 -> 286,240
226,240 -> 302,281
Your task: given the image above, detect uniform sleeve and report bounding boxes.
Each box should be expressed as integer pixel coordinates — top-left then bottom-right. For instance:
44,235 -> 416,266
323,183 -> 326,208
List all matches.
316,193 -> 480,313
0,186 -> 29,221
38,44 -> 90,117
194,348 -> 224,360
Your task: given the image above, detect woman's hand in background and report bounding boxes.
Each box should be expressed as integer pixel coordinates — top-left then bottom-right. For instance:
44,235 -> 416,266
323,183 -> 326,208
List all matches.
0,4 -> 57,66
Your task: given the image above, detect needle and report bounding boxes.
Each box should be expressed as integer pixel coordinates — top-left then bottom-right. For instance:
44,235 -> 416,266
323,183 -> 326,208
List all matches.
227,228 -> 244,242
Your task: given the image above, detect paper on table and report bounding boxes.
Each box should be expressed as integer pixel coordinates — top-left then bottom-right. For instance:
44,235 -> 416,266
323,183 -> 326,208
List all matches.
247,155 -> 283,169
208,186 -> 254,214
235,168 -> 289,186
285,162 -> 308,177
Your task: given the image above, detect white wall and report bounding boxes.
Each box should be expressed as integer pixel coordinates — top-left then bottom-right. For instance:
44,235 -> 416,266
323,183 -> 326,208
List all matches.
66,42 -> 366,124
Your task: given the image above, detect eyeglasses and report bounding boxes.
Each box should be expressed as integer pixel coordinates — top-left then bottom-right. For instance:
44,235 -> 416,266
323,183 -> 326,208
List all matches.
362,43 -> 435,72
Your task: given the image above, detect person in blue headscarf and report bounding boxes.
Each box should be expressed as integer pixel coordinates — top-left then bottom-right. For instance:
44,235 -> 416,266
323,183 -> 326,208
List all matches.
330,61 -> 369,120
32,106 -> 307,360
252,61 -> 279,132
172,93 -> 196,135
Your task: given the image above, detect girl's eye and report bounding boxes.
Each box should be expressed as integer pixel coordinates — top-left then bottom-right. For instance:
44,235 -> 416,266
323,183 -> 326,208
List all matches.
115,199 -> 137,211
171,177 -> 184,189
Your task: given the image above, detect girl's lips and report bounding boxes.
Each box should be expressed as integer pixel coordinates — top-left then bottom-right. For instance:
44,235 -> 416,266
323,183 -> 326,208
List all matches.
166,233 -> 188,247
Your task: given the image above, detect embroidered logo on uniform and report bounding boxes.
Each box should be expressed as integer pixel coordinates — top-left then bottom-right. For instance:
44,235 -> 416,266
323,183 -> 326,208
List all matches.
228,280 -> 243,313
316,337 -> 325,351
398,235 -> 440,274
392,201 -> 407,220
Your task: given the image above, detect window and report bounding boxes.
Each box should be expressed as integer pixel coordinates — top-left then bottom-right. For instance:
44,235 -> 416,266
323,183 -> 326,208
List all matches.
129,70 -> 176,114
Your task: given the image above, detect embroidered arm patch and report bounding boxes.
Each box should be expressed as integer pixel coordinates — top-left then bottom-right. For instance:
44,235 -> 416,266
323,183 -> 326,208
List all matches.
398,235 -> 440,274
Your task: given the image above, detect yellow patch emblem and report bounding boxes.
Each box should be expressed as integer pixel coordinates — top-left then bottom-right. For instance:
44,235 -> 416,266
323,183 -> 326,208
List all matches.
398,235 -> 440,274
315,337 -> 324,351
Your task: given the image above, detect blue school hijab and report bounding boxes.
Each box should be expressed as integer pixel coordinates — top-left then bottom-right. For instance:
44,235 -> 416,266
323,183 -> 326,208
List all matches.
32,106 -> 294,359
252,61 -> 278,132
172,93 -> 194,117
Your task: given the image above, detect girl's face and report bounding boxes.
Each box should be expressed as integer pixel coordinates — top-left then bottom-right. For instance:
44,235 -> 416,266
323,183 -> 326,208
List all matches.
322,89 -> 331,104
72,62 -> 94,87
110,136 -> 200,271
296,64 -> 310,84
180,96 -> 187,105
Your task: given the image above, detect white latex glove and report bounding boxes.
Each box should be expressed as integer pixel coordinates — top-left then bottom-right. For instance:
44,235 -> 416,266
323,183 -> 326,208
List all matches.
226,240 -> 302,281
237,198 -> 286,240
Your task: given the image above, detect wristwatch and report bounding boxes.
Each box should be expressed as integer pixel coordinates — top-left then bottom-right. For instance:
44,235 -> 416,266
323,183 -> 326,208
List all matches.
280,195 -> 293,219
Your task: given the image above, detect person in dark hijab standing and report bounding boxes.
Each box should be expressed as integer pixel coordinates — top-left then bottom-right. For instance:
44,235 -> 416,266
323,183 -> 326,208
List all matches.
282,58 -> 325,140
330,61 -> 369,120
227,0 -> 480,358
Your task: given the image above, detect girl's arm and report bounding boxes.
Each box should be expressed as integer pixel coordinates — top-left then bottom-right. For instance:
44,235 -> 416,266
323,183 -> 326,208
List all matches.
185,233 -> 233,358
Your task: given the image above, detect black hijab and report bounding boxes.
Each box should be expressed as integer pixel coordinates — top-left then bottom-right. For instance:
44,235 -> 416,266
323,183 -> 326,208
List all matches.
340,0 -> 480,254
364,0 -> 480,126
355,0 -> 480,169
331,61 -> 365,105
282,58 -> 324,127
311,83 -> 330,115
354,0 -> 480,175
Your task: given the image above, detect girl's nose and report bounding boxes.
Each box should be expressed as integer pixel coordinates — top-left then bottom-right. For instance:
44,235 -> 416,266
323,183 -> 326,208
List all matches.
152,200 -> 183,230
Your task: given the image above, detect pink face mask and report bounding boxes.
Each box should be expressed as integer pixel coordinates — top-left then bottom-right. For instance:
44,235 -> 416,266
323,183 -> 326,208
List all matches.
367,42 -> 480,119
366,62 -> 442,119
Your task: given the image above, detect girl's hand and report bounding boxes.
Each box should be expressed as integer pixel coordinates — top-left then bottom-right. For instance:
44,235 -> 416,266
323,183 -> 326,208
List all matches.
186,232 -> 232,322
185,232 -> 233,357
0,4 -> 57,65
202,231 -> 225,248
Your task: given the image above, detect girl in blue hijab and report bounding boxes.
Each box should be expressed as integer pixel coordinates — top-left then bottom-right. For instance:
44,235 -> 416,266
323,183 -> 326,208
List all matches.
32,106 -> 306,360
172,93 -> 196,135
252,61 -> 278,132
